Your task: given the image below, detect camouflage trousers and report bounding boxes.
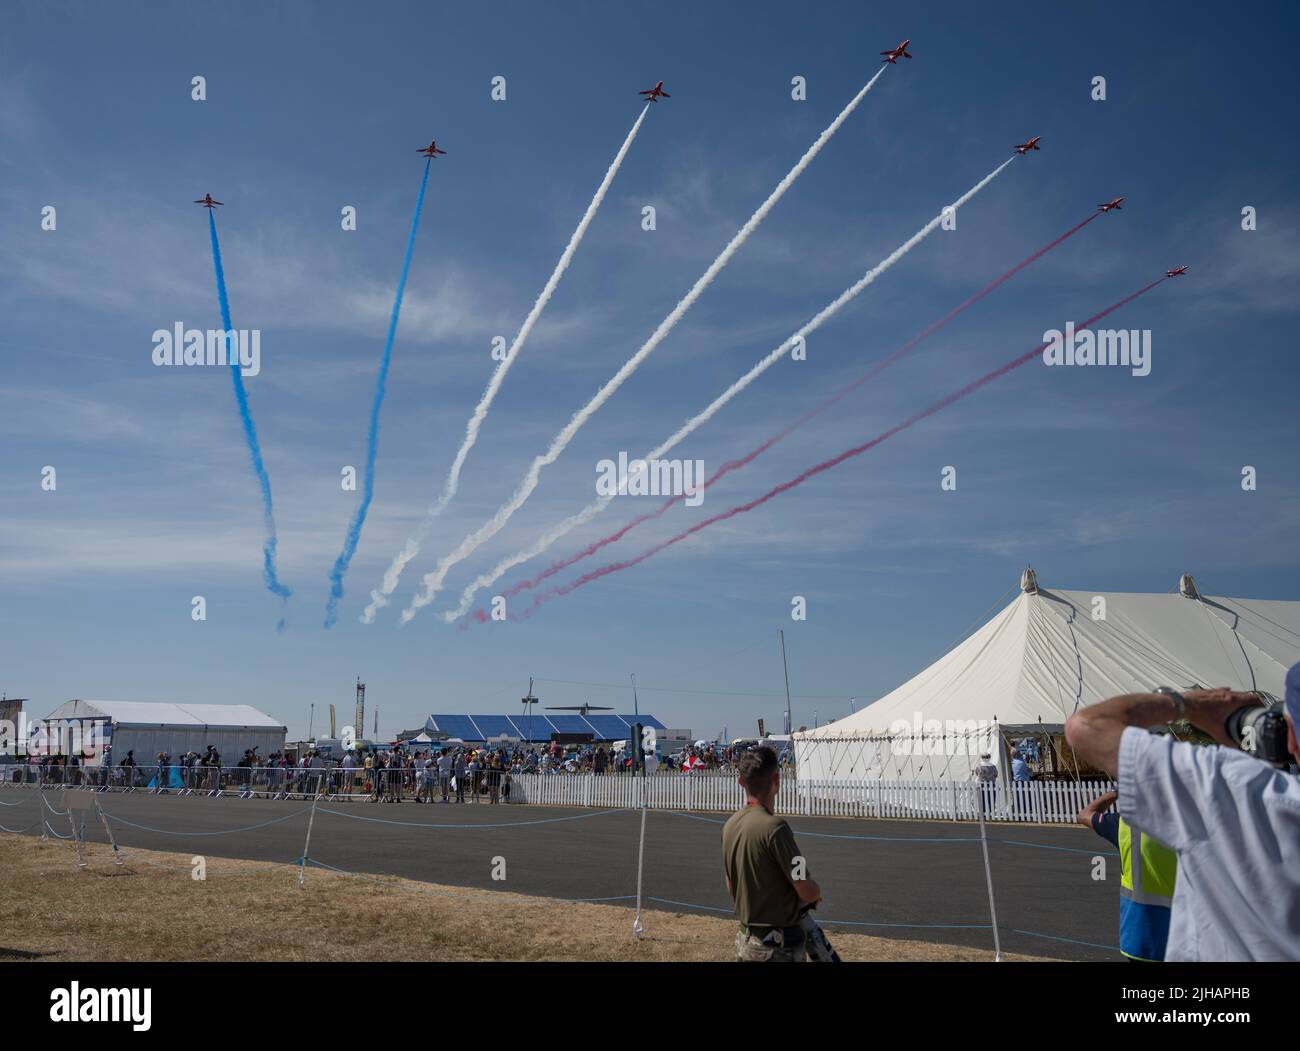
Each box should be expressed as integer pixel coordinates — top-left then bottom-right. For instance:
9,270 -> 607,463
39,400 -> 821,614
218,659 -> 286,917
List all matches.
735,928 -> 807,962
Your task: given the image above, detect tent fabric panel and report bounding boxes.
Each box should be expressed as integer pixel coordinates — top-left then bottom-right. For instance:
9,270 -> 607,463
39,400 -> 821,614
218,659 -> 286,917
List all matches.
794,585 -> 1299,783
43,699 -> 285,731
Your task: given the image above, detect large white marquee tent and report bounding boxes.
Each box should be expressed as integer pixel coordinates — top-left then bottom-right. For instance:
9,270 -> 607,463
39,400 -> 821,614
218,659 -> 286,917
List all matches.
40,699 -> 287,765
794,572 -> 1300,782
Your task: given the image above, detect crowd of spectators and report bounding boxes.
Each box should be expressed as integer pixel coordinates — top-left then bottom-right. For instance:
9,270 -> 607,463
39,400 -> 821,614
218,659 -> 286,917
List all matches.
10,736 -> 795,798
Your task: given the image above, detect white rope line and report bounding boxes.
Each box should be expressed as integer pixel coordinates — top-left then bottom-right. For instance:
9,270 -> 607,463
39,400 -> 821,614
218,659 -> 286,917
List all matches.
102,808 -> 307,837
303,856 -> 635,909
40,793 -> 69,817
313,805 -> 634,829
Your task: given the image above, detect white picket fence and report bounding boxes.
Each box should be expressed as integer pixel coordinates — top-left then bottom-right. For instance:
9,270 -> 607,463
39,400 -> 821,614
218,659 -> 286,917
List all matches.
510,773 -> 1116,824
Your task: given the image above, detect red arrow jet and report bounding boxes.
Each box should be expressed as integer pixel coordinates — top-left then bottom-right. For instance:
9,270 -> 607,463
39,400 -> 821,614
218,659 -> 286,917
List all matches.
416,140 -> 447,158
1166,265 -> 1188,277
1098,197 -> 1125,212
1014,136 -> 1042,155
880,40 -> 913,63
194,193 -> 223,209
639,81 -> 670,102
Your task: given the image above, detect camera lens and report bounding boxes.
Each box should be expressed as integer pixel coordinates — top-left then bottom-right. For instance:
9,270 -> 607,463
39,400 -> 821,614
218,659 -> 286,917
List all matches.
1227,701 -> 1289,766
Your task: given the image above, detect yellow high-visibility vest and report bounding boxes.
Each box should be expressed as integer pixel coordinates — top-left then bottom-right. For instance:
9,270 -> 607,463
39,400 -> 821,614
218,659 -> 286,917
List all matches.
1118,818 -> 1177,961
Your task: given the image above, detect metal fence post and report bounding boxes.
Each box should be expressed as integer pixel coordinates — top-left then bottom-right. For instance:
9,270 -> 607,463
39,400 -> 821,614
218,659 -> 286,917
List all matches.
94,798 -> 124,867
298,790 -> 320,888
977,791 -> 1003,962
68,808 -> 87,869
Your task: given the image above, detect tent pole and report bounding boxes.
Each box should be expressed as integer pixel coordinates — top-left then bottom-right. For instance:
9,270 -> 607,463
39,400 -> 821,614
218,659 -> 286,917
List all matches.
1066,732 -> 1081,781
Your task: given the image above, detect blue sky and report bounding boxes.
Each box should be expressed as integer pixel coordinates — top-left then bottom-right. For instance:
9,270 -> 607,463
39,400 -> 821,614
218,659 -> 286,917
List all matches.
2,0 -> 1297,741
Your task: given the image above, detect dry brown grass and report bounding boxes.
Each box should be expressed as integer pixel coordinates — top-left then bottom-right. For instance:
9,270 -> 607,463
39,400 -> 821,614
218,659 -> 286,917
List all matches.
0,837 -> 1051,962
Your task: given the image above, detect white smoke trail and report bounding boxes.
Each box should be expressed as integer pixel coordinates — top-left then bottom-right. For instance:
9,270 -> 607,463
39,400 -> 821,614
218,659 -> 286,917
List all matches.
361,105 -> 651,624
400,65 -> 892,623
438,156 -> 1016,622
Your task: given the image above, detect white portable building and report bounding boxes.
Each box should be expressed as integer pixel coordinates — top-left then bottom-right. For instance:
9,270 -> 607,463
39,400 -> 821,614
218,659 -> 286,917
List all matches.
41,699 -> 287,766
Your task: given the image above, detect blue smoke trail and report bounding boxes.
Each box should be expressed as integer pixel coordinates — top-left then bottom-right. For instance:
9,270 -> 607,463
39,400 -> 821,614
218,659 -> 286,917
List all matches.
208,210 -> 292,616
324,158 -> 432,628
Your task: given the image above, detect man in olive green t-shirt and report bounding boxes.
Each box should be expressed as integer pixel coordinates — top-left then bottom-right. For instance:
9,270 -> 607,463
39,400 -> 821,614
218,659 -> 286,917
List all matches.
722,745 -> 822,961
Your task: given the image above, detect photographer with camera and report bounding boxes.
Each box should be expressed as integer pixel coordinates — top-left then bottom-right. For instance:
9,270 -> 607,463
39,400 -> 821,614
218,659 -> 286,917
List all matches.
1064,662 -> 1300,961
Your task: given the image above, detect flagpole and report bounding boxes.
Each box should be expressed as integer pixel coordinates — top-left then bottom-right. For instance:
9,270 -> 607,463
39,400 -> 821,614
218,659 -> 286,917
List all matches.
780,630 -> 793,734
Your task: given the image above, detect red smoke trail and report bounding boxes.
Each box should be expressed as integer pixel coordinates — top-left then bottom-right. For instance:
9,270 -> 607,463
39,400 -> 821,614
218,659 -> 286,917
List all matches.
495,211 -> 1103,607
509,274 -> 1167,620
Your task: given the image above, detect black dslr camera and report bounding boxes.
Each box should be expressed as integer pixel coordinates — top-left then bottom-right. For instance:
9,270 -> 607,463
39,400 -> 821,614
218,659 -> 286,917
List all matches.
1226,700 -> 1292,768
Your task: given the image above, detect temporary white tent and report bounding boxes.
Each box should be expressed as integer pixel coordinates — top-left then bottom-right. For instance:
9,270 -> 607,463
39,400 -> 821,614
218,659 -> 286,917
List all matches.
41,699 -> 286,766
794,572 -> 1300,782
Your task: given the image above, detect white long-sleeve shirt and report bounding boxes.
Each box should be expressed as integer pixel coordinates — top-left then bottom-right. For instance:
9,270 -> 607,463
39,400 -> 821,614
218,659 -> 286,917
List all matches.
1118,726 -> 1300,961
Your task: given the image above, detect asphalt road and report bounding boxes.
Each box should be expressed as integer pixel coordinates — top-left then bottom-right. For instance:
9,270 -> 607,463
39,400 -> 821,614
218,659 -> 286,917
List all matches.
1,787 -> 1120,960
